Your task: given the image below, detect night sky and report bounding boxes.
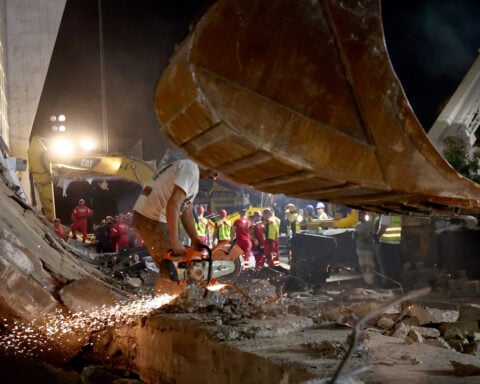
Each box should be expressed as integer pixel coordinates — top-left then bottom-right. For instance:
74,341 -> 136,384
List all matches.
382,0 -> 480,128
32,0 -> 480,163
33,0 -> 210,163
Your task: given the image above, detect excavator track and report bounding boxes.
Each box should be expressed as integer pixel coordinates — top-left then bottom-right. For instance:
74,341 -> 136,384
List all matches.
155,0 -> 480,216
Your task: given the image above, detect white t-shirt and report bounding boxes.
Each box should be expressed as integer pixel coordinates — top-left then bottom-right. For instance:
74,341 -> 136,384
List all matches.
133,159 -> 199,223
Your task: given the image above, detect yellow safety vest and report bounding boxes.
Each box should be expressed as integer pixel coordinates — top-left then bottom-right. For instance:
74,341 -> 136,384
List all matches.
264,217 -> 279,241
216,219 -> 231,241
379,215 -> 402,244
195,216 -> 209,237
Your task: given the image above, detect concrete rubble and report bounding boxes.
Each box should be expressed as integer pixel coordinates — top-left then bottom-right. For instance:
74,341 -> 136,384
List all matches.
0,174 -> 480,383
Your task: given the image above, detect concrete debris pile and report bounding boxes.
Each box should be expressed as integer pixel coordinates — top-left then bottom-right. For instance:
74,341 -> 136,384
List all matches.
159,281 -> 317,342
313,288 -> 480,360
2,165 -> 480,382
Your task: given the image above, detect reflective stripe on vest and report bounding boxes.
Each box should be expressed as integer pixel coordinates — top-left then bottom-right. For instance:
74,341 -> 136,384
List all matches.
380,215 -> 402,243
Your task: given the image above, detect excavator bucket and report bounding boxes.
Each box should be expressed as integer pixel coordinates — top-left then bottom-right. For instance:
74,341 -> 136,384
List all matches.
155,0 -> 480,216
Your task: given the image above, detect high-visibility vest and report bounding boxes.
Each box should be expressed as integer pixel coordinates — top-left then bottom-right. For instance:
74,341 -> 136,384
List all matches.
285,211 -> 298,223
264,218 -> 279,241
195,216 -> 209,237
216,219 -> 231,241
379,215 -> 402,244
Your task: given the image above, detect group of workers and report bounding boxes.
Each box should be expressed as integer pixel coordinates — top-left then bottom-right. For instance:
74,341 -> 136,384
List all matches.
52,157 -> 402,294
90,158 -> 288,293
193,205 -> 283,270
284,202 -> 333,236
93,212 -> 143,255
54,203 -> 143,257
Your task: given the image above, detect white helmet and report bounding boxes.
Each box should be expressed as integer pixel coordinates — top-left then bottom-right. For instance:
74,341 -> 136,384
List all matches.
316,202 -> 325,209
79,199 -> 86,205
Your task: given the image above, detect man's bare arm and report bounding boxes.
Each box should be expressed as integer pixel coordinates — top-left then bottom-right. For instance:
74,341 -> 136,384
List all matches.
181,206 -> 203,250
166,186 -> 187,254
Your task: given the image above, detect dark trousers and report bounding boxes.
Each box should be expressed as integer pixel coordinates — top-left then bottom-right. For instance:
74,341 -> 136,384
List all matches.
375,242 -> 401,284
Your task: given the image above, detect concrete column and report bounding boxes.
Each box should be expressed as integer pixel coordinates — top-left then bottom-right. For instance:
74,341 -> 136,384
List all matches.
5,0 -> 66,201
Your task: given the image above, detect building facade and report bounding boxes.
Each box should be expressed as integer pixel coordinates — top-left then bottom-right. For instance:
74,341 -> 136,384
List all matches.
428,52 -> 480,155
0,0 -> 66,198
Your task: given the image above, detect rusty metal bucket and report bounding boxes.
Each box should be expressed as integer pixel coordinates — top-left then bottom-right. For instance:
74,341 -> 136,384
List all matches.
155,0 -> 480,215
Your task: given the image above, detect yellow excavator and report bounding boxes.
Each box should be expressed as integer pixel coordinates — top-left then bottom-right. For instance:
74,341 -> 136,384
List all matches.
28,135 -> 155,221
154,0 -> 480,217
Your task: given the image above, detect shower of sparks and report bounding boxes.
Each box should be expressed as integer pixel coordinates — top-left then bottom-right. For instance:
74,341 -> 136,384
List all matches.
0,293 -> 176,359
206,283 -> 226,292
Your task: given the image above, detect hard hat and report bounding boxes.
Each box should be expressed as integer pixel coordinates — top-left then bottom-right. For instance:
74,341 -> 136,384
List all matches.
220,209 -> 227,218
262,208 -> 272,216
253,210 -> 262,217
79,199 -> 86,205
305,204 -> 314,212
316,202 -> 325,209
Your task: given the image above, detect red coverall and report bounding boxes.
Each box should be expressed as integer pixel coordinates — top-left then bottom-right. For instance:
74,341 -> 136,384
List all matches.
263,217 -> 280,266
53,220 -> 64,239
251,222 -> 265,269
70,203 -> 94,242
111,220 -> 131,252
232,217 -> 252,268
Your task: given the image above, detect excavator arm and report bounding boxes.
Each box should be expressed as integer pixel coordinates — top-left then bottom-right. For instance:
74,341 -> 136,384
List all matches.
28,135 -> 155,221
154,0 -> 480,216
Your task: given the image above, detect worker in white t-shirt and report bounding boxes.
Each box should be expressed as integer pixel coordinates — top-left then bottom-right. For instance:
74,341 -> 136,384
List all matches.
132,159 -> 217,294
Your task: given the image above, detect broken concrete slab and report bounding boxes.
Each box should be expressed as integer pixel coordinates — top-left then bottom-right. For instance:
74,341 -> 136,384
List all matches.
423,337 -> 452,350
0,256 -> 58,321
59,276 -> 120,312
410,325 -> 441,339
392,322 -> 411,339
376,316 -> 395,330
426,306 -> 460,323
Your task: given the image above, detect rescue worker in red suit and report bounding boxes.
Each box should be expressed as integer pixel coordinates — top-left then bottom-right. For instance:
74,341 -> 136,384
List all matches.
53,218 -> 64,239
262,208 -> 280,266
110,214 -> 131,256
250,210 -> 265,269
231,209 -> 253,269
70,198 -> 94,242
